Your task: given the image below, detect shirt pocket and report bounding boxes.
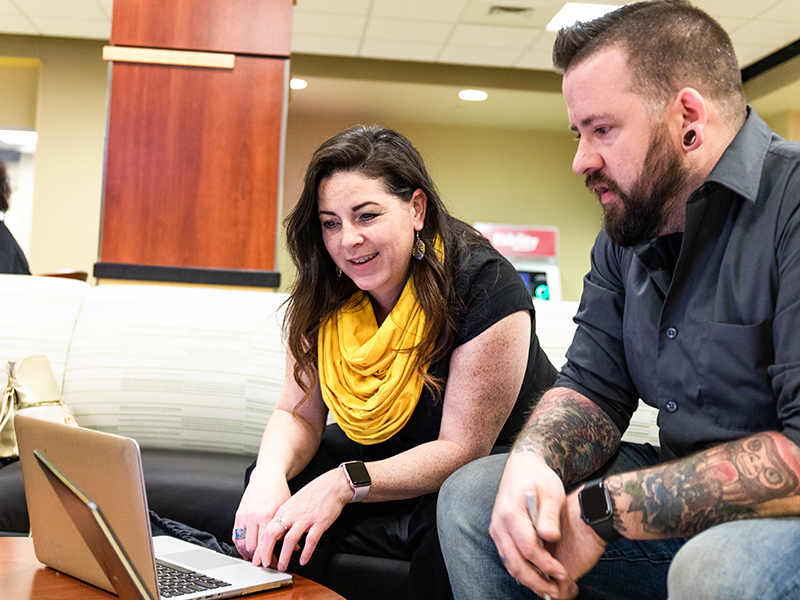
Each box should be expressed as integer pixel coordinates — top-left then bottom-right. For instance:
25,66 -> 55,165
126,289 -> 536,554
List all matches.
698,318 -> 778,432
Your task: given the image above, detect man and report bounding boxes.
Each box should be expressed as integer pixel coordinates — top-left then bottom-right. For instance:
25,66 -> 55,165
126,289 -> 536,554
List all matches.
437,1 -> 800,599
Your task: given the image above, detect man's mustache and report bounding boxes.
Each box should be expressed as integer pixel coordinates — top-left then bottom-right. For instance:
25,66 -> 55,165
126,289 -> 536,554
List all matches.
585,171 -> 623,199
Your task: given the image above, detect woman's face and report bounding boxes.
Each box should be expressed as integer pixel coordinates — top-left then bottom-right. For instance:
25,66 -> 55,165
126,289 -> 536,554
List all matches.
318,171 -> 427,317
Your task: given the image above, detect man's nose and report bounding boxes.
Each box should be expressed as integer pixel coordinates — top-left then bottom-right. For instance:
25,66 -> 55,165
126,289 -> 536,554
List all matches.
572,139 -> 602,175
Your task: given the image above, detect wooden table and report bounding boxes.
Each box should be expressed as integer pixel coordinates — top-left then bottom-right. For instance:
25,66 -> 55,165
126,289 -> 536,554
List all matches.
2,536 -> 345,600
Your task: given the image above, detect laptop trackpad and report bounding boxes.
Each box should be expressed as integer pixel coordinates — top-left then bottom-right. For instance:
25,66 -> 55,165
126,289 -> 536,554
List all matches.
161,548 -> 240,570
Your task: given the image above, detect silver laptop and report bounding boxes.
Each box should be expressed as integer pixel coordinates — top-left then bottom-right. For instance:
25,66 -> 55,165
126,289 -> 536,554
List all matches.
15,414 -> 292,599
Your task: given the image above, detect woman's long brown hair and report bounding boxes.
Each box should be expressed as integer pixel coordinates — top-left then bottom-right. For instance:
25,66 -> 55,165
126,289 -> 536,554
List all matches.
284,125 -> 491,404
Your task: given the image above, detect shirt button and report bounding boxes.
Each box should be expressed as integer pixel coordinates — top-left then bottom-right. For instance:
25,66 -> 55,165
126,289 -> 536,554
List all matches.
666,327 -> 678,339
666,400 -> 678,413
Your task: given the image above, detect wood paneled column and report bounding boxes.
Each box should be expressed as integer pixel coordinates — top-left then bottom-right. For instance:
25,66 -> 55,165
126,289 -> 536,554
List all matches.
95,0 -> 292,287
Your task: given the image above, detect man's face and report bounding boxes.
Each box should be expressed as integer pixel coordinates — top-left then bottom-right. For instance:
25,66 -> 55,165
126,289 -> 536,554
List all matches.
563,48 -> 689,247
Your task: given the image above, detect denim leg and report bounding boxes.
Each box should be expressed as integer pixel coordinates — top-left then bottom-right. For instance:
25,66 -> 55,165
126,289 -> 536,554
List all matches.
438,444 -> 686,600
438,454 -> 537,600
668,518 -> 800,600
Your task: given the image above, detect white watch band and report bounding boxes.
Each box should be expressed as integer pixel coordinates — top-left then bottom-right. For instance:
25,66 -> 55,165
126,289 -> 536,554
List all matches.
340,462 -> 370,503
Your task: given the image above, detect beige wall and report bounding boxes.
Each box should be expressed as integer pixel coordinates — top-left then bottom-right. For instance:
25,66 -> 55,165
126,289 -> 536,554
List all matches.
281,114 -> 600,301
0,35 -> 108,280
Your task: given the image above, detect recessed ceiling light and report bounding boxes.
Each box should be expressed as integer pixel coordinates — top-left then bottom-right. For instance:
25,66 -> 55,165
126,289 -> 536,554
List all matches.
546,3 -> 620,32
0,129 -> 37,148
290,78 -> 308,90
459,89 -> 489,101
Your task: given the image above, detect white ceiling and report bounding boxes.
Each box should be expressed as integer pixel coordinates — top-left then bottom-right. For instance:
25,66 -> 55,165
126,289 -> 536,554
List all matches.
1,0 -> 799,131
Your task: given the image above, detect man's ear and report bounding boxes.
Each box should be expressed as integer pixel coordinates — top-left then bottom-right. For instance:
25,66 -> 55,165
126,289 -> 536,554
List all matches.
673,88 -> 707,151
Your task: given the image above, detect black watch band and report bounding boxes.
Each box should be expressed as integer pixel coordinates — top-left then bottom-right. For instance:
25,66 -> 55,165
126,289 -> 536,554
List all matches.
578,478 -> 622,543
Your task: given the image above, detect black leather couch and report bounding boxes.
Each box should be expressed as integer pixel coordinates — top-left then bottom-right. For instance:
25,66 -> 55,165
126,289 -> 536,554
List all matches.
0,449 -> 409,600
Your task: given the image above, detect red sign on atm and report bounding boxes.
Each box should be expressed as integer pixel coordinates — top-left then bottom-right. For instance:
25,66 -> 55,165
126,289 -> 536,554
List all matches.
474,223 -> 558,259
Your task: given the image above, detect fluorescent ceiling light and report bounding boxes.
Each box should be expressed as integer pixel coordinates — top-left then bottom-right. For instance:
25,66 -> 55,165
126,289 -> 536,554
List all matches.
0,129 -> 37,148
546,3 -> 621,31
459,89 -> 489,101
290,78 -> 308,90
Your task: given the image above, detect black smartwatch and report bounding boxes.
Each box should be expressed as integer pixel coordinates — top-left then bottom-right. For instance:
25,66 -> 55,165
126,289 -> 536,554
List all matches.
340,461 -> 371,502
578,478 -> 622,542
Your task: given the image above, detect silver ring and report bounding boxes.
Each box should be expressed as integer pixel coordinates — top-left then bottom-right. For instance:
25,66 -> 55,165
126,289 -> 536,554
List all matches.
234,527 -> 246,539
276,519 -> 289,531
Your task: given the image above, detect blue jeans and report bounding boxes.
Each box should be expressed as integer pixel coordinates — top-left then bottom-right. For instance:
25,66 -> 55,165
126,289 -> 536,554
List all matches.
437,444 -> 800,600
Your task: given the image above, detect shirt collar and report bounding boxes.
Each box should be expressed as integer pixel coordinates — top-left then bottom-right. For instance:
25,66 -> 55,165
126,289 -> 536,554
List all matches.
704,106 -> 772,204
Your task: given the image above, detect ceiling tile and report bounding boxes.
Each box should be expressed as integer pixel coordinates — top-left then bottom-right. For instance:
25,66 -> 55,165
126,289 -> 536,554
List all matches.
371,0 -> 471,23
365,17 -> 453,44
0,15 -> 38,35
0,0 -> 22,14
96,0 -> 112,19
12,0 -> 106,19
449,23 -> 540,50
28,17 -> 109,39
759,0 -> 800,23
291,33 -> 361,56
459,0 -> 555,28
361,39 -> 442,62
693,0 -> 778,20
737,43 -> 780,69
292,12 -> 366,37
515,47 -> 555,70
730,19 -> 800,56
438,43 -> 521,67
293,0 -> 372,16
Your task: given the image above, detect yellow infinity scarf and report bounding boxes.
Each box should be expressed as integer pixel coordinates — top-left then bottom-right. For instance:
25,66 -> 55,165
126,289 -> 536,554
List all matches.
318,280 -> 427,444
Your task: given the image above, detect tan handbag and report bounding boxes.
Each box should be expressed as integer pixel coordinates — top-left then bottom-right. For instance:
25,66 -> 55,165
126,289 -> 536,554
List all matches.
0,355 -> 77,460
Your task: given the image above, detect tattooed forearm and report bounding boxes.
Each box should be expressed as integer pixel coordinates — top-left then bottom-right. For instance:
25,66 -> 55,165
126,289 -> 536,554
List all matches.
513,388 -> 621,485
608,432 -> 800,538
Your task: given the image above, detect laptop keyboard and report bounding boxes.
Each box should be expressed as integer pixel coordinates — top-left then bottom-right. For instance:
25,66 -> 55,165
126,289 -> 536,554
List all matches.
156,560 -> 231,598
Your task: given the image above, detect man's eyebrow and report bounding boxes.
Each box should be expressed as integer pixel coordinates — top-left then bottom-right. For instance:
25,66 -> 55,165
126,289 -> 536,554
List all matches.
570,114 -> 612,132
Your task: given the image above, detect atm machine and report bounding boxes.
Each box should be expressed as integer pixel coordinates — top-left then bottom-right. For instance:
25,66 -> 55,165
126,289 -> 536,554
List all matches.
474,223 -> 562,301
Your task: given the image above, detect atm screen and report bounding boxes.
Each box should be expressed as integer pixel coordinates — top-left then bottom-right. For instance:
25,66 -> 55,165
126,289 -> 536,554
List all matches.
518,271 -> 550,300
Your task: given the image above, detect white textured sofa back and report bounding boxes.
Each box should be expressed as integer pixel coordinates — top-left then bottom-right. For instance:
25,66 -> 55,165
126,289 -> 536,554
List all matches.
62,285 -> 288,455
0,274 -> 90,391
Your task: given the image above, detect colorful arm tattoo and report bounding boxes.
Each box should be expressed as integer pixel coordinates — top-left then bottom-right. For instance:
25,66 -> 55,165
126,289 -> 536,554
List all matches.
513,388 -> 622,485
608,432 -> 800,538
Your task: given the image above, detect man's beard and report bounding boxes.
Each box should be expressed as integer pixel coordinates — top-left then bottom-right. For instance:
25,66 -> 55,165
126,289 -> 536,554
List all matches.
587,124 -> 690,247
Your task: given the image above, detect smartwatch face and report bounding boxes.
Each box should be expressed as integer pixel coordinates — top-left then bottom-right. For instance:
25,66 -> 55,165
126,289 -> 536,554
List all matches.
344,462 -> 371,486
581,483 -> 613,524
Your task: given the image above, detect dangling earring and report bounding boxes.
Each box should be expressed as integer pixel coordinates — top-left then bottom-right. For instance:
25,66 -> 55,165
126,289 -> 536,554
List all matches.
683,129 -> 697,147
336,266 -> 342,277
412,231 -> 426,261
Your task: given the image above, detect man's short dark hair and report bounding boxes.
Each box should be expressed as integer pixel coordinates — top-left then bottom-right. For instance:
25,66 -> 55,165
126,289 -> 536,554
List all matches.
0,159 -> 10,213
553,0 -> 746,123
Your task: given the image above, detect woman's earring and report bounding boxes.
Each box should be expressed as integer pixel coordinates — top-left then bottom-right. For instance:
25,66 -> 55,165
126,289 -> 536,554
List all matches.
336,266 -> 342,277
412,231 -> 426,261
683,129 -> 697,147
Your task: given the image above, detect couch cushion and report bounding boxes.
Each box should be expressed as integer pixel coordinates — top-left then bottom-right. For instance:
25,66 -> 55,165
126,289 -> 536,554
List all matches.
0,274 -> 90,391
63,285 -> 288,455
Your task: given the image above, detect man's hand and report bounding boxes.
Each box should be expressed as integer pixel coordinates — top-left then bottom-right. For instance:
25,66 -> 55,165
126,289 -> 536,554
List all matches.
551,488 -> 609,585
489,449 -> 575,598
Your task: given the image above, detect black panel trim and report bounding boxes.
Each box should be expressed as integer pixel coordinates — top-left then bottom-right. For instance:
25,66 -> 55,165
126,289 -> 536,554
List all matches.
94,262 -> 280,288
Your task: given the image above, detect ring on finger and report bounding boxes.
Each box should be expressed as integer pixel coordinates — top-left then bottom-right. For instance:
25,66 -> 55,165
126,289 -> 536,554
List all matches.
234,527 -> 246,539
276,518 -> 289,531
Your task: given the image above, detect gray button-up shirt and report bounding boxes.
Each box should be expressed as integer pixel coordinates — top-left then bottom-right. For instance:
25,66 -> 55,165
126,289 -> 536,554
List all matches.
556,108 -> 800,461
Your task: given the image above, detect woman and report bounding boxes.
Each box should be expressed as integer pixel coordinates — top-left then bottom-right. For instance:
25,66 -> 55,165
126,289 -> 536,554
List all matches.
233,125 -> 557,599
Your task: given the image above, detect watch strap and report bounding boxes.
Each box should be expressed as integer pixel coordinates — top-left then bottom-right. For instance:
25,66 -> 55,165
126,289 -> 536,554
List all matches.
579,478 -> 622,543
339,461 -> 370,503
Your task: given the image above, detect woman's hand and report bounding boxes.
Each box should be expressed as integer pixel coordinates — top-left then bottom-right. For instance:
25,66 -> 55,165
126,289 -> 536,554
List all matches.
253,467 -> 354,571
232,465 -> 292,564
